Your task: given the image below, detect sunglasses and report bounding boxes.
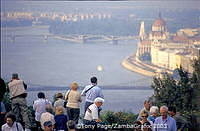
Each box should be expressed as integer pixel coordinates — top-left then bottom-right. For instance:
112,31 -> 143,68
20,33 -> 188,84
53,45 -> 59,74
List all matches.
141,116 -> 148,118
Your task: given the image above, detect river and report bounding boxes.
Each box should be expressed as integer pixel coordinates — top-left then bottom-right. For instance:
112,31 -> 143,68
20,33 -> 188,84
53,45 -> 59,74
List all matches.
1,26 -> 154,113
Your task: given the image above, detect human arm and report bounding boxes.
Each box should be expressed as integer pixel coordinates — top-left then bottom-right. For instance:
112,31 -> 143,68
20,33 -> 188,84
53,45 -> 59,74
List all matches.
81,87 -> 86,96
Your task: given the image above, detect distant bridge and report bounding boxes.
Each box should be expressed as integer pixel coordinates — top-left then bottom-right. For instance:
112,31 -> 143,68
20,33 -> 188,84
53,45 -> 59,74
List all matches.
3,34 -> 139,44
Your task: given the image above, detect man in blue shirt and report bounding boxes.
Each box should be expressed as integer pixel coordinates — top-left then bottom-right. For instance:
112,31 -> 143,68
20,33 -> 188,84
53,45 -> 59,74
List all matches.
154,106 -> 177,131
81,76 -> 104,113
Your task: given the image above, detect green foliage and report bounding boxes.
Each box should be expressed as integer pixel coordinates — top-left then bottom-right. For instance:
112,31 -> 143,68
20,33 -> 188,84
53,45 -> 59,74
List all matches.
150,57 -> 200,130
101,111 -> 137,125
100,111 -> 137,131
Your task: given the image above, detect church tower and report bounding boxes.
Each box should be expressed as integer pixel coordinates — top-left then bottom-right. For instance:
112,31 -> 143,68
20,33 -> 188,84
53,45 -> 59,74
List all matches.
139,21 -> 146,41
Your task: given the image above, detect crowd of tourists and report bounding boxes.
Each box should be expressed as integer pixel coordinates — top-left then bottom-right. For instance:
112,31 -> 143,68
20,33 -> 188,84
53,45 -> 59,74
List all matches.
0,73 -> 188,131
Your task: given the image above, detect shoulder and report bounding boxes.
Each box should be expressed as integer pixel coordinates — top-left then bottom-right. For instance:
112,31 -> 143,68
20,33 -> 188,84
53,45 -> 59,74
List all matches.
84,85 -> 92,89
1,123 -> 7,128
154,116 -> 162,123
89,104 -> 97,110
168,116 -> 176,122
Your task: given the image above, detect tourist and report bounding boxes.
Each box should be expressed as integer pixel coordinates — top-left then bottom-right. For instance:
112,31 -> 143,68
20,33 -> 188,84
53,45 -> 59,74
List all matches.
139,111 -> 152,131
54,93 -> 65,108
148,106 -> 159,123
33,92 -> 52,130
83,97 -> 104,125
2,113 -> 24,131
54,106 -> 68,131
154,106 -> 177,131
168,106 -> 187,131
40,105 -> 55,130
7,73 -> 32,131
137,100 -> 151,120
81,76 -> 104,113
43,121 -> 54,131
65,82 -> 81,124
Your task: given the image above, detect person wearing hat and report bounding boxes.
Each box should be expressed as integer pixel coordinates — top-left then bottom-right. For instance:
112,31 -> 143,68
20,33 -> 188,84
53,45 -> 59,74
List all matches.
43,121 -> 54,131
54,93 -> 65,108
81,77 -> 104,114
7,73 -> 32,131
83,97 -> 104,124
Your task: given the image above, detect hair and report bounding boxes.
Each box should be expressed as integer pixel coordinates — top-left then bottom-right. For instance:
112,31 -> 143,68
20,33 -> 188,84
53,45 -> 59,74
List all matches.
5,113 -> 16,122
67,120 -> 75,129
160,106 -> 168,111
144,100 -> 150,105
150,106 -> 159,114
55,106 -> 64,115
90,76 -> 97,84
141,111 -> 149,117
38,92 -> 45,98
168,106 -> 176,113
70,82 -> 79,90
12,73 -> 19,79
56,93 -> 63,99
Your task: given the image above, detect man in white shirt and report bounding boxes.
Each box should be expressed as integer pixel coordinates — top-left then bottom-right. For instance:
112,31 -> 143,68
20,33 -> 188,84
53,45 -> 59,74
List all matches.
33,92 -> 52,130
84,97 -> 104,123
2,113 -> 24,131
81,77 -> 104,113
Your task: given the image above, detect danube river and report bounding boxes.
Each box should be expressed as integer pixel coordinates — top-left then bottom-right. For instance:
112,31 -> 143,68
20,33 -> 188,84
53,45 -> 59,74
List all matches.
2,26 -> 153,113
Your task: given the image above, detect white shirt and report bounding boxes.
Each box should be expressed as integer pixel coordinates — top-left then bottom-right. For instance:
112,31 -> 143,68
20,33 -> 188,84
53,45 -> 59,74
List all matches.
40,112 -> 55,130
81,84 -> 104,103
2,122 -> 24,131
33,98 -> 52,121
84,104 -> 99,121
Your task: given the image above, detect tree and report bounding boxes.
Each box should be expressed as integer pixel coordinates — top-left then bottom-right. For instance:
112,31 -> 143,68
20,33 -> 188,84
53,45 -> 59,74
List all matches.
150,67 -> 192,113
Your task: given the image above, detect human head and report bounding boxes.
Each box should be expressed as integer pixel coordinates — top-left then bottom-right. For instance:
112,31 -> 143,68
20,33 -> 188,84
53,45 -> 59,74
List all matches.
144,100 -> 151,111
56,93 -> 63,99
168,106 -> 176,117
160,106 -> 168,119
38,92 -> 45,99
55,106 -> 64,115
5,113 -> 16,127
12,73 -> 19,79
70,82 -> 79,90
149,106 -> 159,117
67,120 -> 75,130
94,97 -> 104,107
141,111 -> 149,121
90,76 -> 97,85
43,121 -> 53,131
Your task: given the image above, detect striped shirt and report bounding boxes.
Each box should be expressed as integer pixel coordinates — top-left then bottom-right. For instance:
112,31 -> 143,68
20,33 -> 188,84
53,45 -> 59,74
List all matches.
81,84 -> 104,103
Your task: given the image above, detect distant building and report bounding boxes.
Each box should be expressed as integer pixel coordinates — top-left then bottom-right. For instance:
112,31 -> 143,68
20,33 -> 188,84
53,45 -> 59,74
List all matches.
135,12 -> 200,74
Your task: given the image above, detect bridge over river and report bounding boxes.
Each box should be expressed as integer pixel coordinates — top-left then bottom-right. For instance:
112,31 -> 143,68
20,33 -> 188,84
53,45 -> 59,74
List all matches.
4,34 -> 139,44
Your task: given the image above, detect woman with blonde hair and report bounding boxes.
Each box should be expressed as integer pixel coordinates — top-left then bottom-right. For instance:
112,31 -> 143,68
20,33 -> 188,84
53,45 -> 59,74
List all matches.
54,106 -> 68,131
65,82 -> 82,124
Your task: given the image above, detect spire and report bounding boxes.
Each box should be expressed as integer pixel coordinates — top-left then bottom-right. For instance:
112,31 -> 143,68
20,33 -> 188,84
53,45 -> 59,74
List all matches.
159,12 -> 162,19
139,21 -> 146,41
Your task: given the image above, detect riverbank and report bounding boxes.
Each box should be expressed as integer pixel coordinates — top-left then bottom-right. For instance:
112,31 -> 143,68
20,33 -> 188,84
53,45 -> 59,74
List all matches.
121,54 -> 173,77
